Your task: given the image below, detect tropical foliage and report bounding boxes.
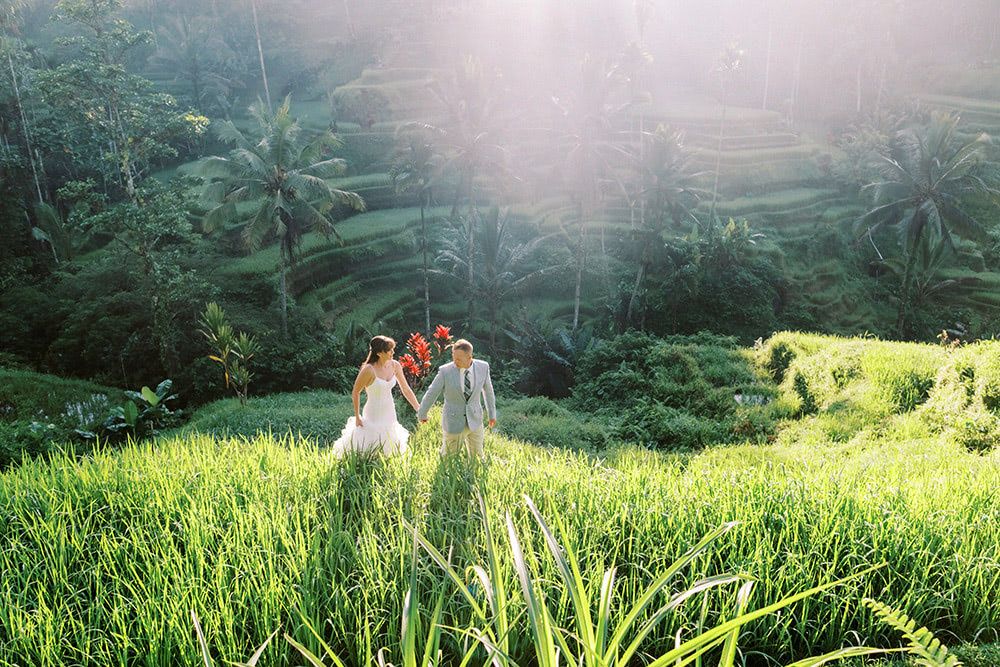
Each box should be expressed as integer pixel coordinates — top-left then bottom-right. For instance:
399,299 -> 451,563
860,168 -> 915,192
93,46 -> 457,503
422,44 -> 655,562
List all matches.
199,96 -> 365,334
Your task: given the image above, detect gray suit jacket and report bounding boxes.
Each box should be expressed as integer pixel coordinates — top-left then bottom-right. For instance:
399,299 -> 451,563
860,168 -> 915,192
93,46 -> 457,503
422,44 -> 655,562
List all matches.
417,359 -> 497,434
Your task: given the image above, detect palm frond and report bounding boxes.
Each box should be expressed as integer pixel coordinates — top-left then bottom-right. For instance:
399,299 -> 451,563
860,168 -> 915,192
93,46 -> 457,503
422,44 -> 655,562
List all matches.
937,196 -> 987,243
195,156 -> 246,181
242,198 -> 280,251
215,119 -> 252,150
202,200 -> 239,233
301,158 -> 348,179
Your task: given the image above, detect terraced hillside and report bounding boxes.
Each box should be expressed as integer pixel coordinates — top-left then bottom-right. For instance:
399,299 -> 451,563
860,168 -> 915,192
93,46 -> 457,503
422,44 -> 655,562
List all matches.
190,60 -> 1000,339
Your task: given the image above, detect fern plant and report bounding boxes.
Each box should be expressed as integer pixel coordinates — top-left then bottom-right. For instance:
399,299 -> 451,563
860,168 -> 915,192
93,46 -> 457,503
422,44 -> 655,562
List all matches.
865,598 -> 962,667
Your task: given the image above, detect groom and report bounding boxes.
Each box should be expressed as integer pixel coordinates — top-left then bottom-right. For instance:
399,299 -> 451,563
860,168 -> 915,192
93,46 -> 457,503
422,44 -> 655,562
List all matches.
417,339 -> 497,458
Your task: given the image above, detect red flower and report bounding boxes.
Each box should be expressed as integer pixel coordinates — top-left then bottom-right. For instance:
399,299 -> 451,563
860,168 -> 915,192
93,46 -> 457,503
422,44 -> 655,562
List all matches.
434,325 -> 452,343
433,324 -> 452,354
400,353 -> 419,377
409,333 -> 431,363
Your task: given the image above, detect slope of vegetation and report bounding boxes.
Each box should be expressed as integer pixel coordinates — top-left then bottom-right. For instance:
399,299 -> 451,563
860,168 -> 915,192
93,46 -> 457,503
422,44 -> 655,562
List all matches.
3,332 -> 1000,665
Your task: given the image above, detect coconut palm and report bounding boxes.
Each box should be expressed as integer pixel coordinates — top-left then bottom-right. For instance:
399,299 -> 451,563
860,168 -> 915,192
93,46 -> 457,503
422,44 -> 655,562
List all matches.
857,111 -> 1000,336
419,56 -> 509,325
436,206 -> 559,351
626,125 -> 706,326
391,125 -> 441,337
707,42 -> 744,227
149,15 -> 238,113
858,111 -> 997,252
198,95 -> 364,335
552,54 -> 631,330
878,234 -> 979,338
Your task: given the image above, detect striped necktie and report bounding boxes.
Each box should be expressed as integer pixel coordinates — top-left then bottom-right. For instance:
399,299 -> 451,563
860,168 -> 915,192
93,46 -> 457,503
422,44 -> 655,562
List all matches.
463,368 -> 472,400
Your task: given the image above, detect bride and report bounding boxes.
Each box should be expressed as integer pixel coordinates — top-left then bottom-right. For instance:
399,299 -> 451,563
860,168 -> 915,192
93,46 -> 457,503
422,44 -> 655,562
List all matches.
333,335 -> 420,457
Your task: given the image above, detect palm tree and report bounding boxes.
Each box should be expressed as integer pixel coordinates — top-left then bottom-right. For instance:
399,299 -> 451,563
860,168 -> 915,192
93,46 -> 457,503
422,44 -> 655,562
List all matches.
436,206 -> 559,351
857,111 -> 1000,336
421,56 -> 509,326
390,125 -> 440,336
879,234 -> 979,337
707,42 -> 743,228
552,54 -> 630,330
149,15 -> 237,112
199,96 -> 364,335
626,125 -> 706,326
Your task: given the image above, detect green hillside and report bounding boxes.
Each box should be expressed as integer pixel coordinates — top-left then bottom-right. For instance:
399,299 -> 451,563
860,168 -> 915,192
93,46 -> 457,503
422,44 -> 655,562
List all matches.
3,332 -> 1000,665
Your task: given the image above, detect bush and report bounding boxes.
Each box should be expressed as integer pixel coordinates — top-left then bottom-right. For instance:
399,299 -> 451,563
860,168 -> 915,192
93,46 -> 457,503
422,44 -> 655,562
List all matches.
573,331 -> 778,449
0,420 -> 68,469
754,331 -> 834,384
616,399 -> 727,449
974,349 -> 1000,413
859,343 -> 941,414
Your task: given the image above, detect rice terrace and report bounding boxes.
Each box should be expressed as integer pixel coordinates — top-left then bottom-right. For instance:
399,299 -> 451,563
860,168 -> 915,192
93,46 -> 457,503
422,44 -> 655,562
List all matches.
2,0 -> 1000,665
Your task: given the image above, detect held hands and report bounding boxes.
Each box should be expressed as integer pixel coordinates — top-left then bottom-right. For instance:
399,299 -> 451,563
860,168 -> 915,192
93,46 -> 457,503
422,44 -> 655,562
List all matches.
488,418 -> 496,429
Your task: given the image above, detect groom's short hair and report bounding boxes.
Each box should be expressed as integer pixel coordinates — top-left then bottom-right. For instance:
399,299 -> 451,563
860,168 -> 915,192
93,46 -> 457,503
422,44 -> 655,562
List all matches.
453,339 -> 473,353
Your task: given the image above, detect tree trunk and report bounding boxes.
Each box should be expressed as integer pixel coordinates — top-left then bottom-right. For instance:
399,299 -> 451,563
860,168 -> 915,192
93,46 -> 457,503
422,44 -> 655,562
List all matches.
855,61 -> 863,114
342,0 -> 356,40
572,201 -> 585,331
875,60 -> 887,115
626,261 -> 645,325
789,30 -> 803,126
250,0 -> 271,111
8,49 -> 43,203
279,242 -> 288,337
466,174 -> 476,327
489,303 -> 497,351
762,14 -> 772,110
421,198 -> 430,336
708,101 -> 726,228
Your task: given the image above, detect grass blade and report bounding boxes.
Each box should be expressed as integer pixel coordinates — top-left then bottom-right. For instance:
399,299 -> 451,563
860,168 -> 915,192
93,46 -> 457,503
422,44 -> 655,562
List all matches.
191,610 -> 214,667
718,580 -> 754,667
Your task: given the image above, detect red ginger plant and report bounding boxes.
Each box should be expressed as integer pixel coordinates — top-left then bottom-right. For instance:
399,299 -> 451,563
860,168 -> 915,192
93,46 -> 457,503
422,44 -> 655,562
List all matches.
401,325 -> 453,389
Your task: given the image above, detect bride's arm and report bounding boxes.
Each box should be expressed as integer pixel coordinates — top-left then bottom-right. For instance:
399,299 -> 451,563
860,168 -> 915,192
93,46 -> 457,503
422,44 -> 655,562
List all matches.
351,365 -> 375,425
394,361 -> 420,411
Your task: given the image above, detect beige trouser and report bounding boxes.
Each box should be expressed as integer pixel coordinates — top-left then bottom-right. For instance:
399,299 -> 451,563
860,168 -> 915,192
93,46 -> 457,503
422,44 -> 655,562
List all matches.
441,424 -> 485,458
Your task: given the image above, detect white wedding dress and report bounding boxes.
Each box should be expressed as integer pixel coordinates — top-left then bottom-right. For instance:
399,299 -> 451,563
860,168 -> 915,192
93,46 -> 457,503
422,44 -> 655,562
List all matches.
332,375 -> 410,457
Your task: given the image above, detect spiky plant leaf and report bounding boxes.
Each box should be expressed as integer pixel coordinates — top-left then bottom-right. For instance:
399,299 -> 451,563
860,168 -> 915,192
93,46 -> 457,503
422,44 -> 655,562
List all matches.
864,599 -> 962,667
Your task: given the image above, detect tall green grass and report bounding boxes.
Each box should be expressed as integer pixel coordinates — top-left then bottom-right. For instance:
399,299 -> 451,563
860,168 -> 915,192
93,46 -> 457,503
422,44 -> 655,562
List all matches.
2,407 -> 999,665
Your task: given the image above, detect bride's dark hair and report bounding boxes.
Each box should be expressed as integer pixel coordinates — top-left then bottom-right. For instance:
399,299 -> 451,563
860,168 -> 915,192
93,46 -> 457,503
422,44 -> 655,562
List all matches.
364,335 -> 395,367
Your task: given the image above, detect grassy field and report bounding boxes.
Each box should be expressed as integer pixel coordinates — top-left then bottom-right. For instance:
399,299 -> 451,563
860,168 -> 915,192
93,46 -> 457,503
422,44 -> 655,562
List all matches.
2,333 -> 1000,666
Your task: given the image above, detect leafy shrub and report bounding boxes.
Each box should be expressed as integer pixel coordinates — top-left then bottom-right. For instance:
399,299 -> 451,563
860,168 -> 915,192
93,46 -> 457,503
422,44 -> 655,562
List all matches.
104,380 -> 182,438
0,420 -> 67,469
754,331 -> 834,384
919,343 -> 1000,452
0,286 -> 61,366
973,350 -> 1000,413
616,399 -> 727,449
767,333 -> 945,418
573,331 -> 777,449
792,371 -> 818,415
506,321 -> 597,398
0,370 -> 135,468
